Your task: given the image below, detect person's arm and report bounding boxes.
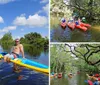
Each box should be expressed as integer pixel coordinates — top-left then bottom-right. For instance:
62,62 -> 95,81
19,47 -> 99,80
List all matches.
86,74 -> 89,77
20,44 -> 25,58
86,74 -> 91,79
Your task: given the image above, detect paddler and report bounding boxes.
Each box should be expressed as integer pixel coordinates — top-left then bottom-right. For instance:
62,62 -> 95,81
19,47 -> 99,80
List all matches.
86,73 -> 99,85
4,38 -> 25,72
61,17 -> 66,23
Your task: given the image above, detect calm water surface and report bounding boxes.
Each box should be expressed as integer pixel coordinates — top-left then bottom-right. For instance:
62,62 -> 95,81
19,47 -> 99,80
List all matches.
51,25 -> 100,42
0,45 -> 49,85
51,73 -> 87,85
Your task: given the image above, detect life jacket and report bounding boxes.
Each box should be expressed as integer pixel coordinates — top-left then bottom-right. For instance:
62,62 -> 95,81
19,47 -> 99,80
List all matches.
93,81 -> 99,85
88,80 -> 93,85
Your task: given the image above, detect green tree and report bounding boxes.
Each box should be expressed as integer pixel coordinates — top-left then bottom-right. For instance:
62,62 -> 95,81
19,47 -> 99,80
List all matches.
24,32 -> 48,47
64,0 -> 100,23
20,37 -> 27,44
51,0 -> 100,24
50,44 -> 77,74
1,32 -> 13,44
24,32 -> 42,44
62,44 -> 100,71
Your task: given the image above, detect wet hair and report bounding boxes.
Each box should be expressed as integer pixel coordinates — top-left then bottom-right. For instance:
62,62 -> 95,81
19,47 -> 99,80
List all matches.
89,74 -> 93,76
15,38 -> 20,42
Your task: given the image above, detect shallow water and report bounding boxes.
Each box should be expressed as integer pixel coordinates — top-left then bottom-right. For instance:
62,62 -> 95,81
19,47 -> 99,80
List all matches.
0,45 -> 49,85
50,25 -> 100,42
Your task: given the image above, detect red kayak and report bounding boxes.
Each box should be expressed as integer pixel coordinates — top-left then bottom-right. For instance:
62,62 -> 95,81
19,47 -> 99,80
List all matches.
88,80 -> 93,85
80,22 -> 91,28
60,22 -> 66,29
78,19 -> 91,28
58,73 -> 62,78
75,25 -> 88,31
67,22 -> 75,30
74,19 -> 91,31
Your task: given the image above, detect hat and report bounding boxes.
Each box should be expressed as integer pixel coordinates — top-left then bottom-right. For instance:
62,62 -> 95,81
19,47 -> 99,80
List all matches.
15,38 -> 20,42
82,17 -> 85,20
94,74 -> 99,77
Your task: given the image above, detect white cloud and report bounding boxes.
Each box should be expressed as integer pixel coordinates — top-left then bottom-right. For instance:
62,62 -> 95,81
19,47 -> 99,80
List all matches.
13,16 -> 26,26
40,0 -> 48,3
13,14 -> 47,27
0,16 -> 4,23
36,3 -> 49,16
0,0 -> 15,4
36,10 -> 42,14
43,4 -> 49,15
0,26 -> 16,33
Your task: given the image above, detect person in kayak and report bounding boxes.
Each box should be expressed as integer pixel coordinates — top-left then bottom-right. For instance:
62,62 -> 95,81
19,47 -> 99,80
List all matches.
82,17 -> 86,23
4,38 -> 25,71
74,16 -> 80,25
61,17 -> 66,23
68,17 -> 74,23
86,73 -> 100,85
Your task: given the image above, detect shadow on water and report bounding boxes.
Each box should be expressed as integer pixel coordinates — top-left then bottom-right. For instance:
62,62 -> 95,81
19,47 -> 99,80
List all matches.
0,44 -> 49,85
51,73 -> 87,85
51,25 -> 100,42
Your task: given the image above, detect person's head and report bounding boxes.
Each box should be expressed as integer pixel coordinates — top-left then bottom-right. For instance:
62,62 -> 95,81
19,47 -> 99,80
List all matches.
69,73 -> 72,76
15,38 -> 20,45
89,74 -> 93,76
94,74 -> 99,78
82,17 -> 85,20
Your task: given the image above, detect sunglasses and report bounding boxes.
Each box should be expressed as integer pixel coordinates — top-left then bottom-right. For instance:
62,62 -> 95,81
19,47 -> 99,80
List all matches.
15,41 -> 19,42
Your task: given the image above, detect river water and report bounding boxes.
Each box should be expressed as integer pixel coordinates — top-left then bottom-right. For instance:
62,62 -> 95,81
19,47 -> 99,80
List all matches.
51,72 -> 87,85
51,25 -> 100,42
0,45 -> 49,85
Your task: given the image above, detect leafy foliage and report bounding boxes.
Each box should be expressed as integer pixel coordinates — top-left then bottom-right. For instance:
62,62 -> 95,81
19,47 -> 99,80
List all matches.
51,0 -> 100,24
0,32 -> 13,44
0,32 -> 49,48
51,44 -> 100,74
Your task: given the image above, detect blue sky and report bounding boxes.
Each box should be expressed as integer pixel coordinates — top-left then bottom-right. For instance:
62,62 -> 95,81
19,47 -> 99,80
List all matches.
0,0 -> 49,39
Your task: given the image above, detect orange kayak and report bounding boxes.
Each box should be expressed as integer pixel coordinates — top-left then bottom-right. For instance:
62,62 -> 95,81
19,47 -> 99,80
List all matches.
58,73 -> 62,78
67,22 -> 75,30
60,22 -> 66,29
78,19 -> 91,28
75,25 -> 88,31
80,22 -> 91,28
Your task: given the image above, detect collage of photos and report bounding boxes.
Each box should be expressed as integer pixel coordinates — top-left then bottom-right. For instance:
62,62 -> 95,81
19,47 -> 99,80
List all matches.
0,0 -> 100,85
0,0 -> 49,85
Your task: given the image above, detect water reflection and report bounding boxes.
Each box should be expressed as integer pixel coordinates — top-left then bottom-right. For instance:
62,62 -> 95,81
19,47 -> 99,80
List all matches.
1,44 -> 46,58
51,73 -> 87,85
51,25 -> 100,42
0,44 -> 49,85
24,45 -> 43,58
